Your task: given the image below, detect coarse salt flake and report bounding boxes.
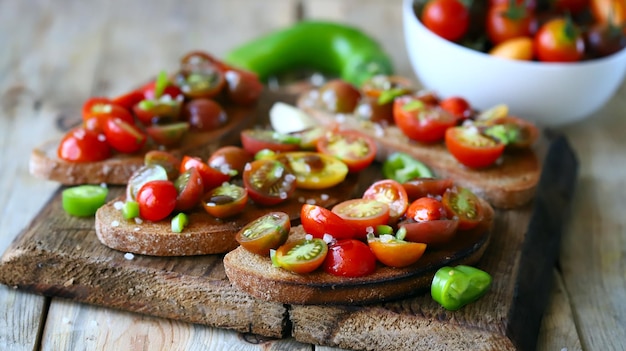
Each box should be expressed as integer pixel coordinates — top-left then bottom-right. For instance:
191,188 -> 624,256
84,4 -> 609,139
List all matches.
113,201 -> 124,210
124,253 -> 135,260
111,220 -> 120,227
134,217 -> 143,224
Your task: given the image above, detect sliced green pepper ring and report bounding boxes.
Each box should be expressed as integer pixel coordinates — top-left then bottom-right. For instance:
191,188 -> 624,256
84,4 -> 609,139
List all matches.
62,185 -> 109,217
382,152 -> 433,183
431,265 -> 492,311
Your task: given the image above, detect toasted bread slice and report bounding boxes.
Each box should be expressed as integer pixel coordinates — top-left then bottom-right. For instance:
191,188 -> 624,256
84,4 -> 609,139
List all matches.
296,91 -> 541,209
30,102 -> 257,185
95,174 -> 359,256
224,197 -> 494,305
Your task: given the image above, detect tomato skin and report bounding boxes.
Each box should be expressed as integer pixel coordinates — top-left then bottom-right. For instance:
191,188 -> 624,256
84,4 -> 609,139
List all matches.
103,118 -> 147,154
323,239 -> 377,278
317,79 -> 362,113
480,115 -> 539,149
183,98 -> 228,131
439,96 -> 473,121
331,199 -> 391,239
207,146 -> 253,176
300,204 -> 358,240
240,129 -> 301,155
242,159 -> 297,206
406,197 -> 448,222
274,238 -> 328,274
362,179 -> 409,222
179,155 -> 230,192
173,167 -> 205,211
236,212 -> 290,256
368,239 -> 427,268
489,37 -> 535,61
141,80 -> 183,100
422,0 -> 470,41
83,100 -> 135,132
486,3 -> 537,46
202,183 -> 248,218
144,150 -> 181,180
445,126 -> 505,168
393,95 -> 458,144
224,69 -> 264,105
534,18 -> 585,62
402,178 -> 454,201
111,89 -> 145,110
316,130 -> 377,173
441,186 -> 484,230
57,127 -> 111,163
398,218 -> 459,246
136,180 -> 178,222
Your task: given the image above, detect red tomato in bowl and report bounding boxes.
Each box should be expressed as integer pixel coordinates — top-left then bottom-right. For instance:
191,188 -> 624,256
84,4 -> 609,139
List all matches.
421,0 -> 470,42
393,95 -> 458,143
486,2 -> 538,46
316,130 -> 377,173
534,18 -> 585,62
323,239 -> 377,278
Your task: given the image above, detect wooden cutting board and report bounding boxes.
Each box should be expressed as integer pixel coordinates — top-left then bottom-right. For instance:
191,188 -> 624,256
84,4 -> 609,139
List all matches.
0,90 -> 578,351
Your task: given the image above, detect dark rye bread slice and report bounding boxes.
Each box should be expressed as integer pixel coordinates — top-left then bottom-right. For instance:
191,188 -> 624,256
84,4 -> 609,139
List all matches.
29,101 -> 257,185
224,198 -> 494,305
296,91 -> 541,209
95,174 -> 359,256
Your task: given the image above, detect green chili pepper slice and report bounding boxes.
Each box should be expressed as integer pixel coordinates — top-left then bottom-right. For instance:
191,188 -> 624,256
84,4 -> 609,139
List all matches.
431,265 -> 492,311
382,152 -> 433,183
122,200 -> 140,220
62,185 -> 109,217
225,20 -> 394,87
171,212 -> 189,233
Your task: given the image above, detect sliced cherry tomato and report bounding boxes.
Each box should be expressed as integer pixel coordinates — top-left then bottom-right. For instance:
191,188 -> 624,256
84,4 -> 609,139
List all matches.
331,199 -> 390,239
439,96 -> 473,121
398,218 -> 459,246
441,186 -> 484,230
354,95 -> 395,125
240,129 -> 301,155
368,235 -> 427,268
146,122 -> 190,147
126,164 -> 169,201
291,127 -> 327,150
57,127 -> 111,163
224,69 -> 264,105
273,151 -> 349,190
486,2 -> 537,46
393,95 -> 458,143
144,150 -> 181,180
362,179 -> 409,222
405,197 -> 448,222
136,180 -> 178,222
421,0 -> 470,42
445,126 -> 505,168
207,146 -> 253,177
300,204 -> 358,240
173,167 -> 205,211
82,97 -> 112,119
141,78 -> 183,101
133,97 -> 183,125
316,130 -> 377,173
480,116 -> 539,149
182,98 -> 228,131
111,89 -> 145,110
360,75 -> 414,104
202,183 -> 248,219
317,79 -> 361,113
273,237 -> 328,274
323,239 -> 377,278
83,99 -> 135,132
103,118 -> 147,154
236,212 -> 290,256
534,17 -> 585,63
175,66 -> 226,99
180,155 -> 230,192
242,159 -> 297,206
402,178 -> 454,201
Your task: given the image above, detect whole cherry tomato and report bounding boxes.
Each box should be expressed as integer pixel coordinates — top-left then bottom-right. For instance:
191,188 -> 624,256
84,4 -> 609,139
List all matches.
103,118 -> 147,154
488,37 -> 535,61
300,204 -> 357,240
405,196 -> 448,222
486,2 -> 537,45
316,130 -> 377,173
445,126 -> 505,168
393,95 -> 458,143
534,17 -> 585,62
591,0 -> 626,26
323,239 -> 377,278
57,127 -> 111,163
421,0 -> 470,42
136,180 -> 178,222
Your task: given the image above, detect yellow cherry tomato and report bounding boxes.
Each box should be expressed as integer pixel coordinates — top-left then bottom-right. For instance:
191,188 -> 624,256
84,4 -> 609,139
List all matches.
489,37 -> 534,61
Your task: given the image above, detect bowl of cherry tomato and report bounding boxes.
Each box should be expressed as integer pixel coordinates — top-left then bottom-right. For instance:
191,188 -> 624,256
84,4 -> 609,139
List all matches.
402,0 -> 626,126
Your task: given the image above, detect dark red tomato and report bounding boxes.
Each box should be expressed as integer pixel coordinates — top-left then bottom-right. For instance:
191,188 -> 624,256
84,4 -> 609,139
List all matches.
179,155 -> 230,191
316,130 -> 377,173
534,17 -> 585,62
236,212 -> 290,256
442,186 -> 484,230
83,100 -> 135,132
439,96 -> 473,121
489,0 -> 537,10
240,129 -> 301,155
393,95 -> 458,143
173,167 -> 205,211
224,69 -> 264,105
242,159 -> 297,206
445,126 -> 505,168
555,0 -> 589,15
421,0 -> 470,42
175,67 -> 226,100
585,22 -> 626,58
331,199 -> 390,239
486,2 -> 538,45
323,239 -> 377,278
317,79 -> 362,113
398,218 -> 459,246
136,180 -> 178,222
144,150 -> 181,180
362,179 -> 409,222
133,99 -> 183,126
103,118 -> 147,154
183,98 -> 228,131
405,197 -> 448,222
207,145 -> 253,176
57,127 -> 111,162
180,51 -> 225,70
202,183 -> 248,219
145,122 -> 190,147
402,178 -> 454,201
141,79 -> 183,100
274,238 -> 328,274
300,204 -> 357,240
111,89 -> 145,110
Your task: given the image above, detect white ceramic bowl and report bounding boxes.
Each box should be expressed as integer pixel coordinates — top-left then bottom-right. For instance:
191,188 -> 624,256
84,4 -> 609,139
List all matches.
402,0 -> 626,127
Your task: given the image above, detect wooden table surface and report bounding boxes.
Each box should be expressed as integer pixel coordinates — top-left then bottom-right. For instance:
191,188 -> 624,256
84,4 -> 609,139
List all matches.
1,0 -> 624,350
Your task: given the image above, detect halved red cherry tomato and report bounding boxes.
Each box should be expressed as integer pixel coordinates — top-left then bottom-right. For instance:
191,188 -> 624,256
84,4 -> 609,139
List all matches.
274,152 -> 349,190
402,178 -> 454,201
236,212 -> 290,256
421,0 -> 470,42
173,167 -> 205,211
111,89 -> 145,110
136,180 -> 178,222
300,204 -> 358,240
273,237 -> 328,274
368,235 -> 427,267
362,179 -> 409,222
406,197 -> 448,222
393,95 -> 458,143
83,99 -> 135,132
317,79 -> 361,113
183,98 -> 228,131
207,146 -> 253,177
316,130 -> 377,173
442,186 -> 484,230
202,183 -> 248,219
179,155 -> 230,192
331,199 -> 390,239
398,218 -> 459,246
103,118 -> 147,154
439,96 -> 473,121
133,98 -> 183,126
146,122 -> 190,147
240,129 -> 301,155
57,127 -> 111,163
141,79 -> 183,101
224,69 -> 264,105
323,239 -> 377,277
445,126 -> 505,168
242,159 -> 297,206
